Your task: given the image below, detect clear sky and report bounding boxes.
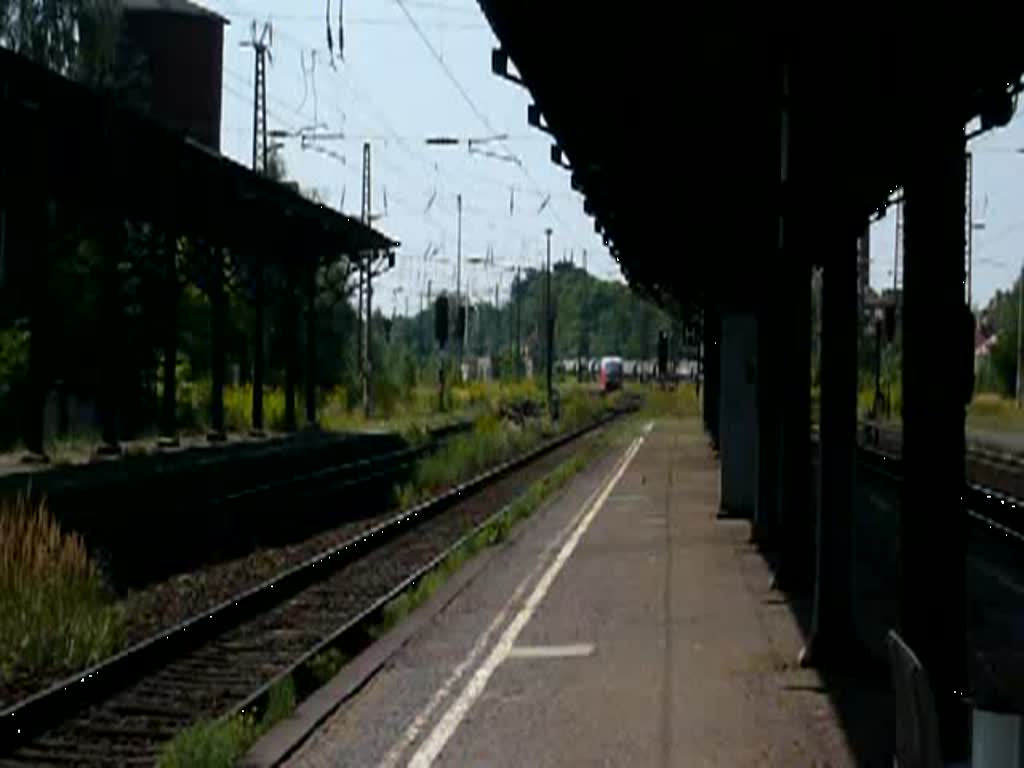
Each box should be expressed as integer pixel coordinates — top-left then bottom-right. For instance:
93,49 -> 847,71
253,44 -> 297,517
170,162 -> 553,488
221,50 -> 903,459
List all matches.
192,0 -> 618,318
195,0 -> 1024,316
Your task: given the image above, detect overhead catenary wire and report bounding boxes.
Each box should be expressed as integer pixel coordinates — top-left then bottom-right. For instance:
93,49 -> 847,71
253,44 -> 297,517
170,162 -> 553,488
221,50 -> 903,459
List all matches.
259,24 -> 586,231
213,1 -> 607,308
390,0 -> 569,230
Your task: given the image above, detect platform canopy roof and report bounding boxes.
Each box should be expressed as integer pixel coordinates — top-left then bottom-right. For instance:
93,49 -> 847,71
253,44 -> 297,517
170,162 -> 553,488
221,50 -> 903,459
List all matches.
0,45 -> 397,261
477,4 -> 1024,314
121,0 -> 228,22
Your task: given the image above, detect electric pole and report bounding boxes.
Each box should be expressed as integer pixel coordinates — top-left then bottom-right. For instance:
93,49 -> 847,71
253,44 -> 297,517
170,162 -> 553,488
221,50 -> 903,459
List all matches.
242,21 -> 272,174
1017,258 -> 1023,409
545,228 -> 554,416
455,193 -> 464,377
357,266 -> 364,382
893,200 -> 902,297
361,142 -> 373,416
515,266 -> 522,380
242,21 -> 272,436
578,249 -> 587,382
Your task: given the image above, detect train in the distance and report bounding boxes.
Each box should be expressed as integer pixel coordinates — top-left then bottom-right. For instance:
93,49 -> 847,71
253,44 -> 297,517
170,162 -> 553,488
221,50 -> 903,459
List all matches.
599,356 -> 624,392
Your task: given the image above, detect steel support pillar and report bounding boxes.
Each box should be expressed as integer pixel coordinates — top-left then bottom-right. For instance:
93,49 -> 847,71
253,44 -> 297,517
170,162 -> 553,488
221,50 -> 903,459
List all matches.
13,123 -> 48,461
250,253 -> 266,436
801,231 -> 859,668
158,233 -> 179,446
755,300 -> 782,545
97,216 -> 124,456
703,303 -> 721,449
208,246 -> 227,442
718,309 -> 758,518
774,259 -> 814,594
283,262 -> 298,432
21,201 -> 52,461
304,262 -> 318,428
902,118 -> 969,760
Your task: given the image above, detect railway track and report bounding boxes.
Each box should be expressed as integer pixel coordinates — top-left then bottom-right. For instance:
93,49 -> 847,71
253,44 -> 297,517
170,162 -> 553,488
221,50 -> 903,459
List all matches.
847,429 -> 1024,540
858,420 -> 1024,498
0,408 -> 628,766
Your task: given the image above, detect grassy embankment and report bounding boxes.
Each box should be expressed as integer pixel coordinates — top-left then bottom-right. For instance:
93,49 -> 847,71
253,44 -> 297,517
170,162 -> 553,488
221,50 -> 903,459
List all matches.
855,384 -> 1024,437
28,378 -> 564,464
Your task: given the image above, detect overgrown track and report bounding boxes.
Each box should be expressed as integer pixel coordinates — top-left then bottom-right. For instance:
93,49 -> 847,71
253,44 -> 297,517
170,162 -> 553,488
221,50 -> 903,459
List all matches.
0,409 -> 629,766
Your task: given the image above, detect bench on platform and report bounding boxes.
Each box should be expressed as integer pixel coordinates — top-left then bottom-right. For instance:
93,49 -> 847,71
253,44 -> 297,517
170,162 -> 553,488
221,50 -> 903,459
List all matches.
887,629 -> 944,768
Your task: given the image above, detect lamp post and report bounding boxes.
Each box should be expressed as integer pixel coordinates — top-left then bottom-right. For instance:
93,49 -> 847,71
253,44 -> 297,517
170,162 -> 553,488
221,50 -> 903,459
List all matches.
423,134 -> 517,379
1018,258 -> 1024,409
545,228 -> 554,417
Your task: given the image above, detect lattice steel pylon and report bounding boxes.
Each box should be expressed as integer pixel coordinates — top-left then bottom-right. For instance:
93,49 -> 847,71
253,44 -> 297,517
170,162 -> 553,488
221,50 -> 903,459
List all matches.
360,142 -> 373,416
242,21 -> 273,174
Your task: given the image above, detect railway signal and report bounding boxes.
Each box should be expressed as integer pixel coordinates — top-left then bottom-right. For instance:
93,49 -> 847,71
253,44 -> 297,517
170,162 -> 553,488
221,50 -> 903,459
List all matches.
435,294 -> 450,411
657,330 -> 669,381
435,295 -> 449,348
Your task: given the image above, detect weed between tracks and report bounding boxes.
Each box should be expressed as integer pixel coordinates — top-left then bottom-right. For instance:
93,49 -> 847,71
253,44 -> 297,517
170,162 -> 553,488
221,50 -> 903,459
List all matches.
156,677 -> 296,768
0,494 -> 123,685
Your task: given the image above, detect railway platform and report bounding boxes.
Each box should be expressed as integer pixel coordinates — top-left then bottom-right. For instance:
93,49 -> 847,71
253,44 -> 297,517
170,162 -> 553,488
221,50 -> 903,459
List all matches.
250,418 -> 875,767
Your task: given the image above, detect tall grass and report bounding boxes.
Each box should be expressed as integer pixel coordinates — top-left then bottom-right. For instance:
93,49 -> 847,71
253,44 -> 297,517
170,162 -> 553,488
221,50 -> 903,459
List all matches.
396,414 -> 542,508
394,382 -> 618,509
968,392 -> 1024,432
0,494 -> 122,681
638,383 -> 700,419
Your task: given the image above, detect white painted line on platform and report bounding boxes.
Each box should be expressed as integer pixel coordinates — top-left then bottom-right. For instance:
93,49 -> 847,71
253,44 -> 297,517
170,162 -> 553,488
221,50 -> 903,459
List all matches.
643,420 -> 655,434
406,434 -> 645,768
379,439 -> 639,768
507,644 -> 595,659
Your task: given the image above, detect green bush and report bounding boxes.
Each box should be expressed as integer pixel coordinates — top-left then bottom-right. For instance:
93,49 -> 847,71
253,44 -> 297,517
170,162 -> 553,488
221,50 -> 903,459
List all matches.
397,414 -> 540,506
308,648 -> 349,687
0,327 -> 31,448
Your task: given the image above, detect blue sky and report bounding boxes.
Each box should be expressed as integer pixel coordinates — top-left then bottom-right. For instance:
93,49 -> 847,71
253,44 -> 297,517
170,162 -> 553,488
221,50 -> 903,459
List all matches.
195,0 -> 1024,315
192,0 -> 616,318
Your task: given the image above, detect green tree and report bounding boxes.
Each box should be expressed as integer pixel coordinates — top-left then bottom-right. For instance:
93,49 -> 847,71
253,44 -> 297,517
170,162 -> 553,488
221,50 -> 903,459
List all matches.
984,285 -> 1020,397
0,0 -> 120,81
390,264 -> 682,374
